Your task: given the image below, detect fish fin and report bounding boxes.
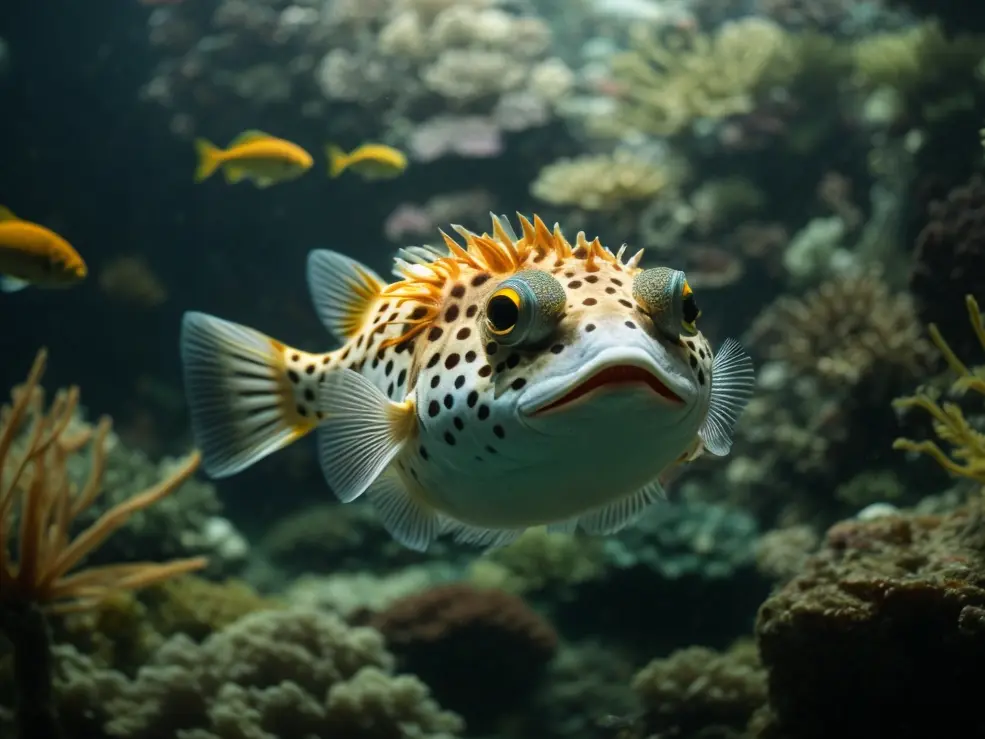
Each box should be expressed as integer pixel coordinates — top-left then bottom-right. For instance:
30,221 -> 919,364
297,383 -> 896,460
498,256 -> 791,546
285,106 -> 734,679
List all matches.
698,338 -> 755,457
491,213 -> 519,242
326,144 -> 349,177
0,275 -> 29,292
253,177 -> 277,189
306,249 -> 385,341
578,479 -> 665,535
444,520 -> 525,549
365,470 -> 440,551
316,367 -> 416,503
193,139 -> 223,183
228,129 -> 273,146
546,519 -> 578,534
223,166 -> 247,185
179,311 -> 317,478
0,206 -> 19,222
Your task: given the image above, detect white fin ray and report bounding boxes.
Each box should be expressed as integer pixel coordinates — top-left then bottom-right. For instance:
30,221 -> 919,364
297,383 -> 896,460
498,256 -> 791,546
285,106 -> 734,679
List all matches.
180,312 -> 311,478
306,249 -> 384,341
578,478 -> 665,535
317,368 -> 415,503
445,520 -> 526,549
365,470 -> 440,551
1,275 -> 29,292
546,519 -> 579,535
698,337 -> 755,456
397,245 -> 445,266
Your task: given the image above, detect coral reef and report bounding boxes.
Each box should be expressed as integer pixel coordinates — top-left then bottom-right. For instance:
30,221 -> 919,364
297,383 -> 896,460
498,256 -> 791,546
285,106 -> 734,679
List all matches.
0,608 -> 463,739
755,506 -> 985,738
530,150 -> 672,211
911,177 -> 985,359
632,639 -> 766,738
893,295 -> 985,490
370,583 -> 557,729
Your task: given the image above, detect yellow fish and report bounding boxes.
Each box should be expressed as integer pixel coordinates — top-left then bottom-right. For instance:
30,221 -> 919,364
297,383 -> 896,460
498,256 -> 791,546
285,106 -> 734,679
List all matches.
194,130 -> 314,188
0,206 -> 87,292
178,214 -> 754,551
326,143 -> 407,180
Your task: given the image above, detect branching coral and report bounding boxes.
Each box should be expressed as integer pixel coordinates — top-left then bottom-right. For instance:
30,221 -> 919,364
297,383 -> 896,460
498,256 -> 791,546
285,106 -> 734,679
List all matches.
0,350 -> 206,738
893,295 -> 985,487
530,150 -> 672,211
0,350 -> 206,613
749,272 -> 935,387
606,17 -> 810,136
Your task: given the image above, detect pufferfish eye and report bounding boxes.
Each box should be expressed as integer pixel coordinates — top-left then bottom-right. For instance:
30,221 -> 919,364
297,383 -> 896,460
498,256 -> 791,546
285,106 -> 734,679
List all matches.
632,267 -> 701,338
484,269 -> 566,347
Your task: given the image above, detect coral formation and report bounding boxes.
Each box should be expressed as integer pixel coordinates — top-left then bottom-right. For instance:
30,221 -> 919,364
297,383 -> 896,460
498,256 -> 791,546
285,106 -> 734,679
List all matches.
911,176 -> 985,359
893,295 -> 985,489
756,507 -> 985,738
530,150 -> 672,211
370,583 -> 557,729
1,608 -> 463,739
632,639 -> 766,738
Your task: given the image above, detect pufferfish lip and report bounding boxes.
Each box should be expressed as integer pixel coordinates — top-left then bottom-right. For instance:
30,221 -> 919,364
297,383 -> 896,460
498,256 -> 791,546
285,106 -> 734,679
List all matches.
518,348 -> 686,417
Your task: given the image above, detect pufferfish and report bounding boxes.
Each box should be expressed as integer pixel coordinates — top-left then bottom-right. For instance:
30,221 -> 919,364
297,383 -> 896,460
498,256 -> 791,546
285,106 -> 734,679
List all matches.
179,214 -> 754,550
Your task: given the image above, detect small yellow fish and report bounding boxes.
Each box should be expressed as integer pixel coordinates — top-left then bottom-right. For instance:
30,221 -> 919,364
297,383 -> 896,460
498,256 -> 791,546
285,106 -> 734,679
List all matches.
194,130 -> 314,188
326,143 -> 407,180
0,206 -> 87,292
179,214 -> 755,552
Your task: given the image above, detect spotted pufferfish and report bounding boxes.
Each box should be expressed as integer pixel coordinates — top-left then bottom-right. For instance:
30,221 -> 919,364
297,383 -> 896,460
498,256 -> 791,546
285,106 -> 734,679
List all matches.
180,213 -> 754,551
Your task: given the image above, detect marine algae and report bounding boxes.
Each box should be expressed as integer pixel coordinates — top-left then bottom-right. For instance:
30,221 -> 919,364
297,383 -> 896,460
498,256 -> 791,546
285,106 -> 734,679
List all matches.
893,295 -> 985,488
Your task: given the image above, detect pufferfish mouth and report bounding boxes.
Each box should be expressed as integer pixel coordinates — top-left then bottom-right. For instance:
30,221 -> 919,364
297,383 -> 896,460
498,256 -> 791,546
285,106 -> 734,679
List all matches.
522,358 -> 685,417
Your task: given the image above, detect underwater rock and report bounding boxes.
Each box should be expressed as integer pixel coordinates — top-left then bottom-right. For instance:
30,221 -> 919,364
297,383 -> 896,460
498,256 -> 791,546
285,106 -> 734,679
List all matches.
756,505 -> 985,739
370,583 -> 557,732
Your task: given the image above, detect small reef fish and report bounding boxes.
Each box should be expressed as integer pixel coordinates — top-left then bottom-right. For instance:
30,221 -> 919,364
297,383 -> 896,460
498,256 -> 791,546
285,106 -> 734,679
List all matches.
179,214 -> 754,551
194,130 -> 314,187
326,143 -> 407,180
0,206 -> 87,292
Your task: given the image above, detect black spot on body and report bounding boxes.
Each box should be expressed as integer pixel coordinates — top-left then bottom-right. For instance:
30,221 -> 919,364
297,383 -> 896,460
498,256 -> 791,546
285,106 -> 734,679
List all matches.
387,382 -> 394,397
304,389 -> 315,402
445,353 -> 461,369
585,323 -> 596,333
291,353 -> 300,362
427,353 -> 441,369
467,390 -> 478,407
619,299 -> 633,308
583,297 -> 597,306
611,278 -> 623,286
385,360 -> 394,376
496,362 -> 506,373
322,356 -> 331,364
431,376 -> 440,389
471,273 -> 491,287
287,370 -> 300,384
689,355 -> 699,369
410,306 -> 428,319
506,354 -> 520,369
444,394 -> 454,409
493,425 -> 505,438
445,305 -> 460,322
456,327 -> 471,340
453,417 -> 464,431
420,446 -> 429,460
428,400 -> 440,417
568,280 -> 582,289
296,404 -> 308,417
451,284 -> 466,298
511,378 -> 526,391
478,364 -> 492,378
605,286 -> 616,294
397,369 -> 407,386
454,375 -> 465,389
477,404 -> 490,420
444,431 -> 456,445
625,321 -> 637,330
585,275 -> 598,283
466,305 -> 478,318
465,350 -> 477,363
428,326 -> 443,341
698,369 -> 706,385
550,344 -> 564,354
486,341 -> 498,355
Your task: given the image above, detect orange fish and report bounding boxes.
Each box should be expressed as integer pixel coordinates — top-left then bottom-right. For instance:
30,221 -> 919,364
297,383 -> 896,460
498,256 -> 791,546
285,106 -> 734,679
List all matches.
194,130 -> 314,188
0,206 -> 87,292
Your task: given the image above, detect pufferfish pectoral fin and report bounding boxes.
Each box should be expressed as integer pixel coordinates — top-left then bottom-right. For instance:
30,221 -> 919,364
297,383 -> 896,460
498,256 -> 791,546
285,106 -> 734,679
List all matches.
365,470 -> 441,552
0,275 -> 30,292
306,250 -> 385,342
577,478 -> 665,535
316,367 -> 415,503
698,337 -> 756,457
442,519 -> 526,549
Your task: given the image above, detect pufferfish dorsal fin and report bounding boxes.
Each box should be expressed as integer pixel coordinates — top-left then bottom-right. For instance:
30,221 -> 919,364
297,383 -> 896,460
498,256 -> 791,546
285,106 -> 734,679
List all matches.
698,337 -> 755,457
0,206 -> 19,222
306,249 -> 385,342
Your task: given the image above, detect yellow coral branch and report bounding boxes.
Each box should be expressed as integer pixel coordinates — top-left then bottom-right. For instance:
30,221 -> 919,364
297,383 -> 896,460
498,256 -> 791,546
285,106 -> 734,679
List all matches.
892,296 -> 985,486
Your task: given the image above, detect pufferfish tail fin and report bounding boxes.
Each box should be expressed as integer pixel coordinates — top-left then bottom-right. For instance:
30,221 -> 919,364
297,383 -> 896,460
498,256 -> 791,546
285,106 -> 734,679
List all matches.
179,312 -> 321,478
193,138 -> 224,183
